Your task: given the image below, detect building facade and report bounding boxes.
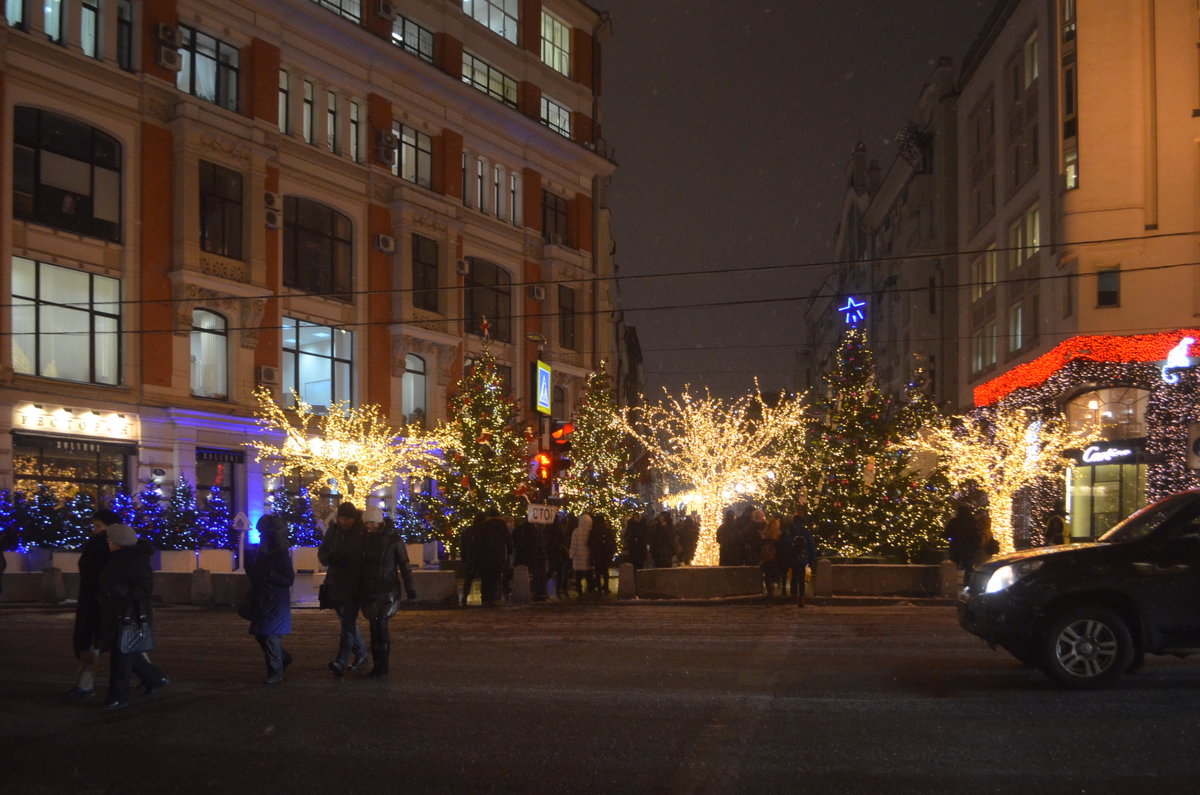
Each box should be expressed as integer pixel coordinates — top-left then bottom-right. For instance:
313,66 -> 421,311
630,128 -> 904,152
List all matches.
1,0 -> 618,527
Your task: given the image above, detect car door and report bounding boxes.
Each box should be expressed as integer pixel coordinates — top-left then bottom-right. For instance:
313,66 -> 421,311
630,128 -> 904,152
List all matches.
1139,510 -> 1200,647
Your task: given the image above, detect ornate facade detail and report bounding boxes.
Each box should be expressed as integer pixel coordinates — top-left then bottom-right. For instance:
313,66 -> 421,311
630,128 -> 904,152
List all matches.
199,133 -> 252,164
143,95 -> 177,123
411,214 -> 449,236
199,255 -> 248,282
371,181 -> 393,203
240,298 -> 267,350
396,334 -> 456,387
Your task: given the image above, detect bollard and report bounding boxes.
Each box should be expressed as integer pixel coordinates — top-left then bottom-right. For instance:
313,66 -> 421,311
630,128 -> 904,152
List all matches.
617,562 -> 636,600
939,559 -> 961,598
190,568 -> 214,607
510,565 -> 531,604
813,558 -> 833,597
41,566 -> 66,605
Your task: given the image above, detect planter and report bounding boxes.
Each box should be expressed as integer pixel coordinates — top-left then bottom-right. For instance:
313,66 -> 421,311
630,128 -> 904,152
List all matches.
3,550 -> 27,572
291,546 -> 322,573
405,543 -> 424,568
197,549 -> 234,573
24,549 -> 53,571
635,566 -> 762,599
154,550 -> 197,572
52,551 -> 81,572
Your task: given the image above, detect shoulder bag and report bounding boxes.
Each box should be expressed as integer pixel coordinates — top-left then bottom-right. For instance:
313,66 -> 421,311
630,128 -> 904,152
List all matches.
118,601 -> 154,654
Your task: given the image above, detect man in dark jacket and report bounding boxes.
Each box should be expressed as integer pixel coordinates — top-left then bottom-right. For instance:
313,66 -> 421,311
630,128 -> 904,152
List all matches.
588,514 -> 617,593
458,513 -> 484,606
476,509 -> 512,605
247,515 -> 294,684
98,525 -> 167,709
317,501 -> 369,677
786,508 -> 819,607
64,509 -> 119,702
359,506 -> 407,678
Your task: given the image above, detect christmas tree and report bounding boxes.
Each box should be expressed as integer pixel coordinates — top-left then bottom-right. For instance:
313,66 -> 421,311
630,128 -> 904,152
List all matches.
559,362 -> 639,528
802,327 -> 951,561
437,332 -> 530,532
269,487 -> 322,547
109,489 -> 137,526
197,485 -> 233,549
393,486 -> 445,544
163,476 -> 200,550
0,489 -> 24,550
57,492 -> 95,550
23,483 -> 61,549
134,479 -> 168,549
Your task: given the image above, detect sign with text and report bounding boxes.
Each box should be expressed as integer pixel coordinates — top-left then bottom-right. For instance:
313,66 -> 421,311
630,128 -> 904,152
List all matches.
527,503 -> 556,525
533,360 -> 552,415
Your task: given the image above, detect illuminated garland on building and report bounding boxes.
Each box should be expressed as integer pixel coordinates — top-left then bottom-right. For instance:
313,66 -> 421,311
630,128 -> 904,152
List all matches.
620,385 -> 810,566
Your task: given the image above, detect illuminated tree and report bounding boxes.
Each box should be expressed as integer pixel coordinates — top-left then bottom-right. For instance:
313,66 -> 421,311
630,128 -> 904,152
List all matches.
621,385 -> 810,566
250,386 -> 444,505
559,362 -> 639,527
197,485 -> 233,550
133,479 -> 168,546
163,476 -> 200,551
57,492 -> 95,550
437,337 -> 531,533
907,404 -> 1099,554
268,486 -> 322,547
24,483 -> 62,549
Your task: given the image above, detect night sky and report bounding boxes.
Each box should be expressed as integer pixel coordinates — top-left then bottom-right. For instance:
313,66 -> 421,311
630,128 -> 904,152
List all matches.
598,1 -> 994,398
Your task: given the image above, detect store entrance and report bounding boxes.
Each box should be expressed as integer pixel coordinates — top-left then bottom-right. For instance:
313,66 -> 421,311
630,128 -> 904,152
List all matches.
1066,463 -> 1146,540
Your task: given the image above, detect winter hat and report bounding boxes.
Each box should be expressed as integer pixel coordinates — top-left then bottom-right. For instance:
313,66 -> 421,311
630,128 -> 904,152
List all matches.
106,524 -> 138,547
362,506 -> 384,524
336,501 -> 359,519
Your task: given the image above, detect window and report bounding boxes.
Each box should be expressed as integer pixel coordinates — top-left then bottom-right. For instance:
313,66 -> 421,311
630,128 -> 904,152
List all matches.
967,94 -> 996,230
13,107 -> 123,242
45,0 -> 62,42
540,96 -> 572,138
281,316 -> 353,409
303,81 -> 315,143
81,0 -> 100,58
970,244 -> 997,301
5,0 -> 24,27
11,257 -> 120,385
464,0 -> 518,44
116,0 -> 133,70
1097,268 -> 1120,307
412,234 -> 439,312
558,285 -> 577,350
462,52 -> 518,107
326,90 -> 338,153
312,0 -> 361,23
199,161 -> 243,260
393,15 -> 434,63
552,385 -> 566,420
1008,206 -> 1039,268
283,197 -> 353,299
278,70 -> 290,134
1063,0 -> 1076,41
177,26 -> 239,112
349,102 -> 360,162
1023,32 -> 1038,89
542,190 -> 569,243
196,448 -> 242,515
191,309 -> 228,399
541,11 -> 570,75
403,354 -> 428,427
14,434 -> 132,508
971,321 -> 998,374
394,123 -> 432,188
1009,303 -> 1024,351
493,166 -> 502,218
464,259 -> 512,342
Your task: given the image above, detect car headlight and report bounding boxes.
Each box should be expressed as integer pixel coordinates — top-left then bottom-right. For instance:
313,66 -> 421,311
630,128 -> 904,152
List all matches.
984,560 -> 1043,594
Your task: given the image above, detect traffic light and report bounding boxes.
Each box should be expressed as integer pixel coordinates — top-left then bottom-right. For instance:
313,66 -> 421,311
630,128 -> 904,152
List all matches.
551,420 -> 573,475
533,451 -> 553,484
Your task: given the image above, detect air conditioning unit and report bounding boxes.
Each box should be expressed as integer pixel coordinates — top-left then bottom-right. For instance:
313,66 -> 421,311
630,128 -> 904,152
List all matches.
375,233 -> 395,253
256,365 -> 280,386
156,45 -> 182,72
377,146 -> 397,166
264,191 -> 282,211
455,259 -> 470,276
376,130 -> 399,149
154,22 -> 182,48
376,0 -> 398,22
265,209 -> 281,229
529,285 -> 547,301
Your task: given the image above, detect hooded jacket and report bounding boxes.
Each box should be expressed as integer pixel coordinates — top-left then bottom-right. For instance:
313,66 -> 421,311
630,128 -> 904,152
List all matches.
97,540 -> 155,652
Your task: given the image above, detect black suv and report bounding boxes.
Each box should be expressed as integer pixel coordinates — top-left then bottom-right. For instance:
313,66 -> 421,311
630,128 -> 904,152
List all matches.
958,490 -> 1200,688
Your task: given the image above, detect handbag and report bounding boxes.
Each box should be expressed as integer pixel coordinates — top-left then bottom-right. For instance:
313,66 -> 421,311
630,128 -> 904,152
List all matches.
117,604 -> 154,654
236,594 -> 253,621
318,582 -> 332,610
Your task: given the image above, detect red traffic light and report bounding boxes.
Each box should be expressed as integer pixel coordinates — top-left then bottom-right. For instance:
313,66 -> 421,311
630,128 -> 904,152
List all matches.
552,421 -> 574,443
534,451 -> 553,482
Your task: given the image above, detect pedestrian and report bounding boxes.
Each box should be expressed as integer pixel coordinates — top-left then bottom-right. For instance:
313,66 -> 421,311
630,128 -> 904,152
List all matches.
787,508 -> 818,607
757,514 -> 782,606
623,512 -> 649,570
547,516 -> 571,599
64,508 -> 121,703
716,509 -> 738,566
649,511 -> 678,568
476,509 -> 512,605
97,524 -> 167,710
458,513 -> 484,606
318,501 -> 369,677
359,505 -> 407,677
570,513 -> 594,596
512,518 -> 544,597
588,513 -> 617,593
246,515 -> 294,685
946,502 -> 985,573
1044,500 -> 1067,546
678,513 -> 700,565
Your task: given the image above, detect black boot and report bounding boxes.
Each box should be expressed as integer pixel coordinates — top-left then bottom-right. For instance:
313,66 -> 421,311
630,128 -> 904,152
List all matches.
369,643 -> 390,678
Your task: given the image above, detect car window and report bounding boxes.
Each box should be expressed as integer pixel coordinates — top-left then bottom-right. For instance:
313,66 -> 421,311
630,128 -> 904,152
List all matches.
1099,492 -> 1200,543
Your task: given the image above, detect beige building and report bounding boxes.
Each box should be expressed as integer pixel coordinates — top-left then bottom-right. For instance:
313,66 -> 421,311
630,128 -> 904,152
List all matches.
0,0 -> 619,524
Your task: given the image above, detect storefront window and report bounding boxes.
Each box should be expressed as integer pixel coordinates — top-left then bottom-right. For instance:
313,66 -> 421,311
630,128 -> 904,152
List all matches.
13,433 -> 132,506
196,448 -> 241,512
1065,387 -> 1148,440
1067,462 -> 1146,540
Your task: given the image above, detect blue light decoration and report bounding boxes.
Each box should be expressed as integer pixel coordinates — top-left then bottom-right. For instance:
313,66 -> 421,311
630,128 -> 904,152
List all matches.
838,296 -> 866,325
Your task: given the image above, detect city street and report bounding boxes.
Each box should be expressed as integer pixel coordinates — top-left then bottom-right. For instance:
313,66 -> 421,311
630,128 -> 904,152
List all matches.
3,602 -> 1200,793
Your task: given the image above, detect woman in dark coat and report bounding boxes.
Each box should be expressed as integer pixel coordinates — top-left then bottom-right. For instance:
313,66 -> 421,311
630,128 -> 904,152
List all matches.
318,502 -> 369,676
247,515 -> 294,684
98,525 -> 167,710
359,506 -> 406,678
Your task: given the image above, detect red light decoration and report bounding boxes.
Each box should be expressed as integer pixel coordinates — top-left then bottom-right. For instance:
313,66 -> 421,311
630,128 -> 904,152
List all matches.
974,329 -> 1200,407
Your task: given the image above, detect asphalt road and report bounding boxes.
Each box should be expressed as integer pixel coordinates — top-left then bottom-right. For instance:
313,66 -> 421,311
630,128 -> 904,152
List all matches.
3,601 -> 1200,794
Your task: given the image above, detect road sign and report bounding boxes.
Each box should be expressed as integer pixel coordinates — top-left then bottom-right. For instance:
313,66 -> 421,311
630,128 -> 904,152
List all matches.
527,503 -> 556,525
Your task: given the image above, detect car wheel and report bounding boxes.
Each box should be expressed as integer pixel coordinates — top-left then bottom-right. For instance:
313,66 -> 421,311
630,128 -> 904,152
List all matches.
1039,605 -> 1134,689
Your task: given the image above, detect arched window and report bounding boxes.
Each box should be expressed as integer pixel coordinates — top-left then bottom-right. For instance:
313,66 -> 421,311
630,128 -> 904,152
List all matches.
283,196 -> 352,300
191,309 -> 228,399
464,258 -> 511,341
1065,387 -> 1149,440
403,353 -> 428,427
13,107 -> 122,242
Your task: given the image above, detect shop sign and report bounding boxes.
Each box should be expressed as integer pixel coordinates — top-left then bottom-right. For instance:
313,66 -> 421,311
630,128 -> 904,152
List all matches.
13,402 -> 139,441
1078,442 -> 1138,464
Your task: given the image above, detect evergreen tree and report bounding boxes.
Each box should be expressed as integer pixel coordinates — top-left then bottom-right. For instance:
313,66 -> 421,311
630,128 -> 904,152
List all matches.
802,327 -> 950,561
57,492 -> 95,550
164,476 -> 201,550
438,335 -> 530,532
559,363 -> 639,527
197,486 -> 233,549
0,489 -> 24,550
134,479 -> 168,549
270,487 -> 321,547
109,489 -> 137,526
23,483 -> 61,549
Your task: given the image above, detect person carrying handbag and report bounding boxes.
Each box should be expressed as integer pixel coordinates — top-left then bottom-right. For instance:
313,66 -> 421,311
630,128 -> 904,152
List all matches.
97,525 -> 167,710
